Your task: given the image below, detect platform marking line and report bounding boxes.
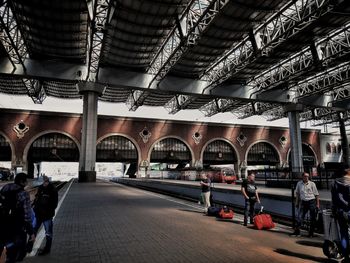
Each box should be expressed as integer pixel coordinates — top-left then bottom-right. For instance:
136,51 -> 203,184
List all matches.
28,179 -> 74,257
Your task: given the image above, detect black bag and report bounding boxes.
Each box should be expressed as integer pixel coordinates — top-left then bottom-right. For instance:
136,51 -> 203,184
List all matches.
207,206 -> 221,216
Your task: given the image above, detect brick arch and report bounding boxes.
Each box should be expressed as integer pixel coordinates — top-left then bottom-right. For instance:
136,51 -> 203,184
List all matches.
245,140 -> 282,166
286,142 -> 319,165
0,131 -> 15,166
147,136 -> 195,166
96,133 -> 141,164
200,137 -> 240,165
22,130 -> 81,172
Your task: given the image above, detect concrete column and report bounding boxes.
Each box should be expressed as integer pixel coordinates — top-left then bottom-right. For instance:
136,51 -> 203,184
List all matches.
285,104 -> 304,175
77,82 -> 105,182
338,113 -> 350,167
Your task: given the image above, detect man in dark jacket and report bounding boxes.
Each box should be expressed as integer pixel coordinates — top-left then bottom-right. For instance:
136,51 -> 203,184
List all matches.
33,175 -> 58,256
0,172 -> 35,263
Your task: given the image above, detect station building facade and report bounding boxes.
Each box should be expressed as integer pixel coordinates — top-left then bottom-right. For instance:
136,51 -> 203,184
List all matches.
0,109 -> 321,178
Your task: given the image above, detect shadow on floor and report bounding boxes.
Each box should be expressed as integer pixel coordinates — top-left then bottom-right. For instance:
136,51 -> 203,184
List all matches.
296,240 -> 323,248
274,248 -> 330,263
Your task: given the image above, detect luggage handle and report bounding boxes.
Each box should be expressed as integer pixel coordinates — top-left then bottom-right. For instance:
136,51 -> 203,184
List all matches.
259,205 -> 264,214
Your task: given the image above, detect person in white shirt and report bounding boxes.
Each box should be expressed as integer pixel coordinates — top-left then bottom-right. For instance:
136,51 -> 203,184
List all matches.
291,172 -> 320,237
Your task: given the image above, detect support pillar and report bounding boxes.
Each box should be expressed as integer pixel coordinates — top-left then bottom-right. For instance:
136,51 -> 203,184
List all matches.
285,104 -> 304,228
77,82 -> 105,182
338,113 -> 350,167
285,104 -> 304,175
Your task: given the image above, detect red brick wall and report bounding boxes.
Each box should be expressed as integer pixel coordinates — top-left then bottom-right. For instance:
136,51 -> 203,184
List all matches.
0,110 -> 321,171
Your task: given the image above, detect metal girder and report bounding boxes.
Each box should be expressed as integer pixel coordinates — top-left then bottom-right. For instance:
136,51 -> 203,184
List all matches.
147,0 -> 230,87
201,0 -> 333,91
199,98 -> 238,117
249,49 -> 313,92
309,110 -> 350,126
318,22 -> 350,66
231,102 -> 281,119
22,79 -> 46,104
125,90 -> 150,111
249,22 -> 350,94
294,61 -> 350,99
164,94 -> 195,114
262,106 -> 286,121
231,103 -> 255,119
86,0 -> 115,81
299,108 -> 337,122
0,0 -> 28,70
333,83 -> 350,101
299,110 -> 314,122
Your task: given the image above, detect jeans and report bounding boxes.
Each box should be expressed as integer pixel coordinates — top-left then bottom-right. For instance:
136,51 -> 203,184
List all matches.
34,218 -> 53,252
337,210 -> 350,260
244,198 -> 256,225
296,199 -> 317,235
201,191 -> 211,212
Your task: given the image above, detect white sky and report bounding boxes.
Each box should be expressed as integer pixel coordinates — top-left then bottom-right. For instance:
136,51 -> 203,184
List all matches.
0,94 -> 336,133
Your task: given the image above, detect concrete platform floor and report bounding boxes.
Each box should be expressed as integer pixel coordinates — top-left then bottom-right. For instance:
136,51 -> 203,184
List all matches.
19,180 -> 327,263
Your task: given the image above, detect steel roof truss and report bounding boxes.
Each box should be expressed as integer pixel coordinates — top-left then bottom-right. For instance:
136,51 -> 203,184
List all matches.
262,106 -> 286,121
201,0 -> 333,91
231,103 -> 255,119
147,0 -> 230,87
126,90 -> 149,111
318,23 -> 350,66
199,98 -> 236,117
333,84 -> 350,101
0,0 -> 28,70
86,0 -> 115,81
250,23 -> 350,94
258,0 -> 332,55
249,49 -> 313,92
295,62 -> 350,98
164,94 -> 196,114
22,79 -> 46,104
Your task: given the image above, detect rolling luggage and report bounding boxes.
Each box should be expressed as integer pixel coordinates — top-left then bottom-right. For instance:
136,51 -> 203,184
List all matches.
253,206 -> 275,230
218,206 -> 234,219
207,206 -> 221,216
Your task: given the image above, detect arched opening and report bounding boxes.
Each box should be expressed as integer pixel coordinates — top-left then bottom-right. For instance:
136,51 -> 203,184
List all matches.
0,134 -> 12,180
149,137 -> 191,179
27,133 -> 79,180
202,140 -> 238,183
96,135 -> 138,178
247,142 -> 280,181
288,143 -> 317,174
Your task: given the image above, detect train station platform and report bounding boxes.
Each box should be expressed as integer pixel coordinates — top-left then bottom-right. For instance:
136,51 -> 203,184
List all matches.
17,179 -> 327,263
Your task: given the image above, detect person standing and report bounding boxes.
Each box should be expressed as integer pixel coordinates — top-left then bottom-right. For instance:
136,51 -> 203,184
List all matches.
291,172 -> 320,237
200,173 -> 211,213
241,171 -> 260,226
331,168 -> 350,262
33,175 -> 58,256
0,172 -> 35,263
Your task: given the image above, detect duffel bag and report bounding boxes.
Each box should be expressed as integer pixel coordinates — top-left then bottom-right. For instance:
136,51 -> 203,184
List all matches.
218,206 -> 234,219
207,206 -> 221,216
253,214 -> 275,230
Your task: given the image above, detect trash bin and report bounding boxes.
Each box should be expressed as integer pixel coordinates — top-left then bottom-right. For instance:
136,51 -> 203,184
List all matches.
322,209 -> 340,242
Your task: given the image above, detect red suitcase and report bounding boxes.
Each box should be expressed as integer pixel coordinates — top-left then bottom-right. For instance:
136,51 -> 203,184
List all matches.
218,206 -> 234,219
253,213 -> 275,230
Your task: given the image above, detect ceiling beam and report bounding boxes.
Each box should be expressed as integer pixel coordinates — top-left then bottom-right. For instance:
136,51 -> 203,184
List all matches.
147,0 -> 230,88
200,0 -> 335,91
86,0 -> 115,81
